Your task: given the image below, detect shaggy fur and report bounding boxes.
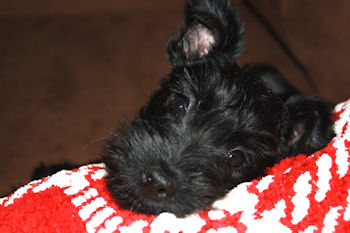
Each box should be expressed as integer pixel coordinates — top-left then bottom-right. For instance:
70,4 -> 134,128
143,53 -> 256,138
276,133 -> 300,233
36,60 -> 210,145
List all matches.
102,0 -> 334,217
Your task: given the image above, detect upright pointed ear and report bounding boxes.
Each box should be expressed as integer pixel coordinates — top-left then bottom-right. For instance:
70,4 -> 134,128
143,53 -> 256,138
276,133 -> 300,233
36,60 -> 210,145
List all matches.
279,96 -> 335,156
167,0 -> 245,67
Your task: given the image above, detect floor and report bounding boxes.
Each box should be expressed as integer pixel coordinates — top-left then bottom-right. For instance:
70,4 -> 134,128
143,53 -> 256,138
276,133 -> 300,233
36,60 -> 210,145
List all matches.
0,0 -> 347,195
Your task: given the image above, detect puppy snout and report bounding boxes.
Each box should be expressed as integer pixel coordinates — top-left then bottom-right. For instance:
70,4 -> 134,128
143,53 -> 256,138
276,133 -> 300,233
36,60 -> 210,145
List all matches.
141,170 -> 176,200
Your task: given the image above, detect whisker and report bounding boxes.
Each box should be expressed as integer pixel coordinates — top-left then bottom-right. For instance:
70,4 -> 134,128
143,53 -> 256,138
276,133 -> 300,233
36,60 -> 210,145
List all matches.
81,137 -> 108,152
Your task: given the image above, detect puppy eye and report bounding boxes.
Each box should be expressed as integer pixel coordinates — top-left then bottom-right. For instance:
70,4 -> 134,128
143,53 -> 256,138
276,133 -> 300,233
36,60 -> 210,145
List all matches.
225,151 -> 245,167
169,94 -> 188,115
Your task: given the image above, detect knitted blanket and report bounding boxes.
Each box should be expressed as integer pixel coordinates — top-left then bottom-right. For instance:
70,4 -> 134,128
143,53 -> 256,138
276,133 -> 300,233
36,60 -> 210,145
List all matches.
1,100 -> 350,233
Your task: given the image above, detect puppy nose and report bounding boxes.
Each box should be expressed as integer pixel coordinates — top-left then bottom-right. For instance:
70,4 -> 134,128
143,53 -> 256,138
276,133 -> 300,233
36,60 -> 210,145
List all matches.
141,170 -> 176,199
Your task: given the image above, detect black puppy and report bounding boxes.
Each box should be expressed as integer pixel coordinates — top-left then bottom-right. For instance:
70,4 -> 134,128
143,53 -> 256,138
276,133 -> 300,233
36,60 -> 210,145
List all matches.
102,0 -> 334,217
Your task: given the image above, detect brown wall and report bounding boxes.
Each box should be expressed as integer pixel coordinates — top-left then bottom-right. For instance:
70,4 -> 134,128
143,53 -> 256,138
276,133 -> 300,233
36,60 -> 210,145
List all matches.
251,0 -> 350,102
0,0 -> 180,17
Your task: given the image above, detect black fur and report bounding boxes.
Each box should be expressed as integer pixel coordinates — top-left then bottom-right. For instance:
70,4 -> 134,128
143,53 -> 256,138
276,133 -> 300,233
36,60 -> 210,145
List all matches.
102,0 -> 334,217
31,162 -> 78,180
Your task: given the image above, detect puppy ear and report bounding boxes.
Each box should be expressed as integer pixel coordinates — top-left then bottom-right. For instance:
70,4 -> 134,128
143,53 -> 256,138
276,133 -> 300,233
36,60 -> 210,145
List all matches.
279,96 -> 335,156
167,0 -> 245,67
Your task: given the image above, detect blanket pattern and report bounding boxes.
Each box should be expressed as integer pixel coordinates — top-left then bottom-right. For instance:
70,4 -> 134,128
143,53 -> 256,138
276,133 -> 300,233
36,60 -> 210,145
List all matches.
1,100 -> 350,233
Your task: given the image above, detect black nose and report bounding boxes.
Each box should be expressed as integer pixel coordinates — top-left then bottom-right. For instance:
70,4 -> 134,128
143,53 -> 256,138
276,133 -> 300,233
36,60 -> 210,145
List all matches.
141,170 -> 176,199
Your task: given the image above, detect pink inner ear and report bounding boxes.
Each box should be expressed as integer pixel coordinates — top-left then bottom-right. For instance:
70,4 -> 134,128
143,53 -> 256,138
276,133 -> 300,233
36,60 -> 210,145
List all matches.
290,122 -> 305,145
183,23 -> 216,58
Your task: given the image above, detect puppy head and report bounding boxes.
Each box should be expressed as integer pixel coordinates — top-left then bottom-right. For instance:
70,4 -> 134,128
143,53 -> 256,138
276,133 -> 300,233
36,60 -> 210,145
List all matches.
102,0 -> 333,217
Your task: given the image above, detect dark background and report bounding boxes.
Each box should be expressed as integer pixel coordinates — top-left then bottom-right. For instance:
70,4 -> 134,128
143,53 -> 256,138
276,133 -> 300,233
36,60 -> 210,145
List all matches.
1,0 -> 349,196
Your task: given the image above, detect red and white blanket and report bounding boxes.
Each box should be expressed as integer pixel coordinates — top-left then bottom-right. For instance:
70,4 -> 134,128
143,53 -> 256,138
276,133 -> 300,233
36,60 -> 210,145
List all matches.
2,100 -> 350,233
